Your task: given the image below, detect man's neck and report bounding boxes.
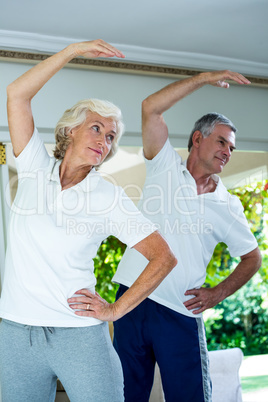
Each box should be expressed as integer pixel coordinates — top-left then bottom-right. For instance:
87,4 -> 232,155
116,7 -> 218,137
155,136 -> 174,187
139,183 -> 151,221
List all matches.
186,156 -> 217,195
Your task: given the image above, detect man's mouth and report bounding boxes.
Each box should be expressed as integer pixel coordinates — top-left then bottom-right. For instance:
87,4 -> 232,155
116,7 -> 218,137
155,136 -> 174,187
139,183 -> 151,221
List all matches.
216,157 -> 226,165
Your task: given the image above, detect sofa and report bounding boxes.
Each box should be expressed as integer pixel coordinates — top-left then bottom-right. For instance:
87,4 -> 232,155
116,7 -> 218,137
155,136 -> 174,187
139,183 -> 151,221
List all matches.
149,348 -> 244,402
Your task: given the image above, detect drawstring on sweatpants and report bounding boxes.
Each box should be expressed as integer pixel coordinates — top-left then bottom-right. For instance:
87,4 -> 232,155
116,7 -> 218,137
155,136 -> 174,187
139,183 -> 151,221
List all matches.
42,327 -> 54,344
25,325 -> 54,346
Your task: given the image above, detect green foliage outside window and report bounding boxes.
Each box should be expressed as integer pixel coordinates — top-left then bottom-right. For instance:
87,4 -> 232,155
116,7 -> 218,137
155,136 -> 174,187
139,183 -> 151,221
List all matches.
94,237 -> 126,303
205,181 -> 268,355
94,181 -> 268,355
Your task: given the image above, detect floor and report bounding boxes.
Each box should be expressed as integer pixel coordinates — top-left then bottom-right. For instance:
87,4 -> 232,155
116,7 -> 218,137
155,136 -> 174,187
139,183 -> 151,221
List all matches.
240,354 -> 268,402
55,354 -> 268,402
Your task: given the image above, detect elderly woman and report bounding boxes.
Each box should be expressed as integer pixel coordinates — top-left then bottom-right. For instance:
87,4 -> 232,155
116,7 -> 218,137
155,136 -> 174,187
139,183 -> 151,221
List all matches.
0,40 -> 176,402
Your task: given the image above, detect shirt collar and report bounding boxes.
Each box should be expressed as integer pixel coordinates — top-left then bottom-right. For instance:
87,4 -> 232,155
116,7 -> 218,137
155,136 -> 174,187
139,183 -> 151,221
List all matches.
182,159 -> 229,202
211,175 -> 230,202
49,159 -> 101,192
181,159 -> 188,171
50,159 -> 61,184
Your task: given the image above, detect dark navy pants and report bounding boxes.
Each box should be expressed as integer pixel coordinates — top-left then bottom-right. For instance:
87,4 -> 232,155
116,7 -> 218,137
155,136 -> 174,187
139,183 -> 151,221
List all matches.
113,285 -> 212,402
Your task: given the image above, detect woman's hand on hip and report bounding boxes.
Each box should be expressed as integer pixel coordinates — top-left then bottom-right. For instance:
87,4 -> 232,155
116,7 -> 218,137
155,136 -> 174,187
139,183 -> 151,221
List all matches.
68,288 -> 118,321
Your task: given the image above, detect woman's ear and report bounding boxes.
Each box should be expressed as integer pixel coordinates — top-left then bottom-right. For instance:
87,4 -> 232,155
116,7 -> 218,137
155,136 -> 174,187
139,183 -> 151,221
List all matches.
66,127 -> 75,139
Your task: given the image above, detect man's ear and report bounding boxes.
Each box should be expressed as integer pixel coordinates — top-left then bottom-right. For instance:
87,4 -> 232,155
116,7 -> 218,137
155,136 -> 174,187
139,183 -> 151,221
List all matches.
192,130 -> 203,148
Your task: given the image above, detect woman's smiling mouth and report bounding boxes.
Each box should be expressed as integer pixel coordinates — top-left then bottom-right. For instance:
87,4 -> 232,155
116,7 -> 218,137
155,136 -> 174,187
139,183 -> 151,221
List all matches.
89,147 -> 103,155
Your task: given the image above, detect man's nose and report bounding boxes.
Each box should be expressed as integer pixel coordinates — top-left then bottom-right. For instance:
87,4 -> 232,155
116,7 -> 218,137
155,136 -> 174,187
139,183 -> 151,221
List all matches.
223,146 -> 231,158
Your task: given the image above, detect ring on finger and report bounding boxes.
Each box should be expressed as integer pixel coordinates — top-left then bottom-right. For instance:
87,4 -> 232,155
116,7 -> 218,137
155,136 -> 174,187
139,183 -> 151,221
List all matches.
86,304 -> 91,311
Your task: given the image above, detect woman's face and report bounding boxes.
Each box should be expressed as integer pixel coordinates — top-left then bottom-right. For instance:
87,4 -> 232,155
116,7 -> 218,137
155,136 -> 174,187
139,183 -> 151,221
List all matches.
68,112 -> 117,167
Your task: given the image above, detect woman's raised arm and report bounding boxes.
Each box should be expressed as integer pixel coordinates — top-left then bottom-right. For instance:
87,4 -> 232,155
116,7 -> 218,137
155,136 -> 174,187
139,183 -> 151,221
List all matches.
6,40 -> 125,156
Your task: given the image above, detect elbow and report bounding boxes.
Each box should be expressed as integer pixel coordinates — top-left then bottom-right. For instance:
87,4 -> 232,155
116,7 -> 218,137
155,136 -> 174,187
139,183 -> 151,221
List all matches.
250,248 -> 262,275
163,248 -> 177,273
154,234 -> 177,273
256,252 -> 262,271
242,247 -> 262,275
170,253 -> 178,270
6,82 -> 20,103
254,247 -> 262,271
6,82 -> 16,99
151,244 -> 177,276
7,81 -> 28,102
142,97 -> 164,122
142,97 -> 154,117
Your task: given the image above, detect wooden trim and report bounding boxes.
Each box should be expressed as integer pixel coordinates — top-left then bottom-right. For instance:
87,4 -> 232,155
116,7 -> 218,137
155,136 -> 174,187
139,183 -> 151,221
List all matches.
1,50 -> 268,87
0,143 -> 6,165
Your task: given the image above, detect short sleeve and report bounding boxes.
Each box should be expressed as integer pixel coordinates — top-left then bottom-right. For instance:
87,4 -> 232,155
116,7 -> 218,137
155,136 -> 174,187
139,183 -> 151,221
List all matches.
224,197 -> 258,257
144,138 -> 182,178
109,188 -> 157,248
14,127 -> 50,173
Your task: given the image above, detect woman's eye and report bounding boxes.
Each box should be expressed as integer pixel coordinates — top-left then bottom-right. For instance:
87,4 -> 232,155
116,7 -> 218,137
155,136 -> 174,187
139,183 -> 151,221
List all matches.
92,125 -> 99,132
107,135 -> 115,143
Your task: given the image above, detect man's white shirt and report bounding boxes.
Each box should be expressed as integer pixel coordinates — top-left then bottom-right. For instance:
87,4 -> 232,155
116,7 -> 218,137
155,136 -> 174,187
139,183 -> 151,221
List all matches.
113,138 -> 258,317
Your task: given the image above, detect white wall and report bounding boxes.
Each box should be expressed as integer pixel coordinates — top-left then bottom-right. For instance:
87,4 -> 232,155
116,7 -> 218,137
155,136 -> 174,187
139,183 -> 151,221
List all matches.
0,60 -> 268,150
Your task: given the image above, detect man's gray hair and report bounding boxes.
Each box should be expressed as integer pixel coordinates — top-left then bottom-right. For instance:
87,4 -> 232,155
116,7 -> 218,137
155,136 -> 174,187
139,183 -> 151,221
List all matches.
188,113 -> 237,152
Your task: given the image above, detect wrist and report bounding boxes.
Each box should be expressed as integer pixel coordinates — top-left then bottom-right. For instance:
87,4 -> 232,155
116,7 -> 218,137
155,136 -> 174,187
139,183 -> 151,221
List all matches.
110,302 -> 121,321
111,299 -> 128,321
214,282 -> 228,303
197,72 -> 212,85
63,43 -> 79,61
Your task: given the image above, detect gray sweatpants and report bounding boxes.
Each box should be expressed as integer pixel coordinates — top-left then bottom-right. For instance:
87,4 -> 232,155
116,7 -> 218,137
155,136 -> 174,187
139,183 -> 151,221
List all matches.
0,319 -> 124,402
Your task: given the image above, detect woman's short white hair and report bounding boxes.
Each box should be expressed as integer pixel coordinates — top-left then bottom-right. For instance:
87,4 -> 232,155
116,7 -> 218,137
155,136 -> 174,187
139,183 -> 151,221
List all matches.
53,98 -> 124,163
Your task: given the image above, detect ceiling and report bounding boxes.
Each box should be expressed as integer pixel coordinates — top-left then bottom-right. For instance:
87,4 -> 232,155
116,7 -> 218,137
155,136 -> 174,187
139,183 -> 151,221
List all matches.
0,0 -> 268,78
2,0 -> 268,192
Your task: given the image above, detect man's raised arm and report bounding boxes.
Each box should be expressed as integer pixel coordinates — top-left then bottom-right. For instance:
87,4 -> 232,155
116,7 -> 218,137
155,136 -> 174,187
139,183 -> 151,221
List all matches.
142,70 -> 251,160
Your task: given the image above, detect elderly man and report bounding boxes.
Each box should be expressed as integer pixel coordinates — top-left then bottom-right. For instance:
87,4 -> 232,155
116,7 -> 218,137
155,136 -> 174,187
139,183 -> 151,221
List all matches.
112,70 -> 262,402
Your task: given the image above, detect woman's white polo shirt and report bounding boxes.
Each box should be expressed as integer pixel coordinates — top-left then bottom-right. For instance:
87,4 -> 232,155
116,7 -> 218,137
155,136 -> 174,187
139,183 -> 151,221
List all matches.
0,128 -> 156,327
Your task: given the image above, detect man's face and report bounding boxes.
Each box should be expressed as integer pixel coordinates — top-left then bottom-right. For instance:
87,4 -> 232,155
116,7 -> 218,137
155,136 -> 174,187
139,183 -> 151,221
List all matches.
197,125 -> 236,174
